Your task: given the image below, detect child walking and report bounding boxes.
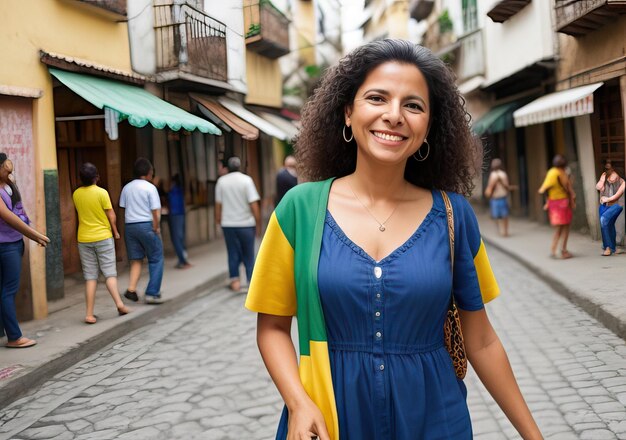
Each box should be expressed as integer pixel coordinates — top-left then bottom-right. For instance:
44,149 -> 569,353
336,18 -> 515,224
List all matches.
73,163 -> 130,324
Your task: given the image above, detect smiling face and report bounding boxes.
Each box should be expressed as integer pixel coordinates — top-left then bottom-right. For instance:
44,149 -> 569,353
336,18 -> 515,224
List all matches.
345,61 -> 431,166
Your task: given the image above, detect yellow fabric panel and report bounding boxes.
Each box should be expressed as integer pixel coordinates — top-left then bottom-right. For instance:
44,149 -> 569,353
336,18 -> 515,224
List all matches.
539,168 -> 569,200
299,342 -> 340,440
474,240 -> 500,303
245,212 -> 297,316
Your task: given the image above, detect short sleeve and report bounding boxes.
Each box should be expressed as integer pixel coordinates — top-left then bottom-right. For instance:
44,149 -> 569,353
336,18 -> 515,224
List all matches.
119,187 -> 127,208
451,194 -> 500,310
245,209 -> 296,316
215,179 -> 222,203
148,185 -> 161,210
100,189 -> 112,210
246,178 -> 261,203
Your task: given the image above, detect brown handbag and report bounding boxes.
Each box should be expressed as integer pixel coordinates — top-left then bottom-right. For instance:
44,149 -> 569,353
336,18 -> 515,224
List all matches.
440,191 -> 468,380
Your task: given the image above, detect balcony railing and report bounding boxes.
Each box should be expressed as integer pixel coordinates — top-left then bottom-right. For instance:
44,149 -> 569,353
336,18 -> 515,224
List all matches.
409,0 -> 435,21
75,0 -> 127,19
555,0 -> 626,36
154,1 -> 227,82
244,1 -> 290,59
458,29 -> 484,81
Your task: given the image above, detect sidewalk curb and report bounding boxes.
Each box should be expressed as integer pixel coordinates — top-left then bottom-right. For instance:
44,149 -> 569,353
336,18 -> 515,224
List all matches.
483,237 -> 626,342
0,271 -> 229,411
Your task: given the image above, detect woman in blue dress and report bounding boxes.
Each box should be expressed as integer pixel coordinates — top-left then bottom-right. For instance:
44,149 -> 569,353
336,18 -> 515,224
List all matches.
246,40 -> 542,439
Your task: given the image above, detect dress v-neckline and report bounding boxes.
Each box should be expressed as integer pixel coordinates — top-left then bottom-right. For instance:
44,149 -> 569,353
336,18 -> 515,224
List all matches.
325,189 -> 438,265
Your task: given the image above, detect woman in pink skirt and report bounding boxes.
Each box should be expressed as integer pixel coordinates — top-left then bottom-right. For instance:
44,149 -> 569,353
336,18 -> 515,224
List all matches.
538,154 -> 576,259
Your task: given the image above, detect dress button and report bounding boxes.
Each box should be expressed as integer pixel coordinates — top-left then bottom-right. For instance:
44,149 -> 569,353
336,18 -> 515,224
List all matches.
374,266 -> 382,279
375,331 -> 382,338
376,293 -> 381,299
375,311 -> 381,317
379,364 -> 385,371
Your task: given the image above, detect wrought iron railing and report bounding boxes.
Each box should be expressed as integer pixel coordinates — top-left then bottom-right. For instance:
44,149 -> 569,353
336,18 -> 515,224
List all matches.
154,1 -> 227,82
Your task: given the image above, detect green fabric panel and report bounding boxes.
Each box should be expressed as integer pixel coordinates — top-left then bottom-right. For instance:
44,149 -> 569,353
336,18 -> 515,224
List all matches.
49,68 -> 221,135
472,100 -> 521,136
44,170 -> 64,300
275,178 -> 334,356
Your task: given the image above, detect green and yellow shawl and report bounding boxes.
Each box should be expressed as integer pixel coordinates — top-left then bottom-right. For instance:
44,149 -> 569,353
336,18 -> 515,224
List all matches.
245,178 -> 500,440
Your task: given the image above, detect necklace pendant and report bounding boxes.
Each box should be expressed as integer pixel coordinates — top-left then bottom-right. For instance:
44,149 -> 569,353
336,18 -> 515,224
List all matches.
379,225 -> 386,232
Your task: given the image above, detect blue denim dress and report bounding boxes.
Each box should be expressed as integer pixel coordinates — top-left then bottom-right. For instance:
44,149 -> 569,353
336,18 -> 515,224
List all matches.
316,191 -> 485,439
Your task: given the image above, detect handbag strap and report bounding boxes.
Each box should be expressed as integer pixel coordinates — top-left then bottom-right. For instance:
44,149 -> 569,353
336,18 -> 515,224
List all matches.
440,190 -> 457,309
440,190 -> 454,274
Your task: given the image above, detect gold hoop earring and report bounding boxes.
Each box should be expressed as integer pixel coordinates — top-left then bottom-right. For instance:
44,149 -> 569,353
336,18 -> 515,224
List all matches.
413,139 -> 430,162
342,125 -> 354,143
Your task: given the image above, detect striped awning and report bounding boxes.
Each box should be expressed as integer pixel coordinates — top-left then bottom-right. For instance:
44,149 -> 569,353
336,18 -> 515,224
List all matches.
191,94 -> 259,140
513,82 -> 604,127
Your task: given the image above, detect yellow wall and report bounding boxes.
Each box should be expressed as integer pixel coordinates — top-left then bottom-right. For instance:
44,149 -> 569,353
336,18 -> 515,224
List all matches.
364,0 -> 409,40
295,0 -> 316,66
557,16 -> 626,87
0,0 -> 132,318
245,51 -> 283,107
0,0 -> 132,168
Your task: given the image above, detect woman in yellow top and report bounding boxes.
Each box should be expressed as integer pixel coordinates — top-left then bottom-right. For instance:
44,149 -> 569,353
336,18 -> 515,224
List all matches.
72,163 -> 131,324
538,154 -> 576,259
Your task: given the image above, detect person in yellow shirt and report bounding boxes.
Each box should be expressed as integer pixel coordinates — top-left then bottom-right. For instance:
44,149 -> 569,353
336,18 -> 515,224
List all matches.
538,154 -> 576,259
73,163 -> 130,324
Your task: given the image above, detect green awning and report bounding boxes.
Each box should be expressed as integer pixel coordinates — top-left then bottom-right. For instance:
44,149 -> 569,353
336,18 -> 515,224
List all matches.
49,68 -> 221,135
472,101 -> 523,136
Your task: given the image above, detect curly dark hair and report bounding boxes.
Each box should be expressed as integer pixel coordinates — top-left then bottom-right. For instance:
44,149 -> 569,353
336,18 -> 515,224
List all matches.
294,39 -> 480,196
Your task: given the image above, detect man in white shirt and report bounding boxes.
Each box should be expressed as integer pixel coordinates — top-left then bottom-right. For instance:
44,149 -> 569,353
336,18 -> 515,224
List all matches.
119,158 -> 164,304
215,157 -> 261,292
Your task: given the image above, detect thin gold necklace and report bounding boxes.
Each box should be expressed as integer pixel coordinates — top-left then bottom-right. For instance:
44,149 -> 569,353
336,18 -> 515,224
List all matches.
347,178 -> 407,232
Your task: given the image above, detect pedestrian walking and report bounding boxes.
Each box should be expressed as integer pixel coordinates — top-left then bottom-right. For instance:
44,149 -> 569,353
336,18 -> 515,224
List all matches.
119,158 -> 164,304
484,158 -> 512,237
215,157 -> 260,292
538,154 -> 576,259
275,155 -> 298,206
72,163 -> 131,324
245,39 -> 542,440
595,160 -> 625,256
0,153 -> 49,348
167,174 -> 191,268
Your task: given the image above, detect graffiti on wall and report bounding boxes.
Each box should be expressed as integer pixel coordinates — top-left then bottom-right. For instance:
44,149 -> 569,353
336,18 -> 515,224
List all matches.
0,96 -> 36,220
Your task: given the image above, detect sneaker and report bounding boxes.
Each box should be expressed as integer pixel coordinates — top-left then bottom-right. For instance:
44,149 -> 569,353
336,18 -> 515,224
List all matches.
124,290 -> 138,302
145,295 -> 164,305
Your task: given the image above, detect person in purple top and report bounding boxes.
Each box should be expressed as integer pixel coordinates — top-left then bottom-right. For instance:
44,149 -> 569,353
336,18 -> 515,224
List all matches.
0,153 -> 50,348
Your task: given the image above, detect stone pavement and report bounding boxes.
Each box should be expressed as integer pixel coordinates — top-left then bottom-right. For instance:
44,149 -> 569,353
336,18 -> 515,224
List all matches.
474,204 -> 626,341
0,247 -> 624,439
0,239 -> 230,409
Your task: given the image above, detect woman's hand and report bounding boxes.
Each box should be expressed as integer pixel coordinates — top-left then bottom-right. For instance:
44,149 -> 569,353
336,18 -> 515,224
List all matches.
35,233 -> 50,247
287,399 -> 330,440
600,196 -> 609,204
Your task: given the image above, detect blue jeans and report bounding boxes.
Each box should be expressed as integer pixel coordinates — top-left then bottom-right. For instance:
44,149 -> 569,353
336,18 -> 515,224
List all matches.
168,214 -> 188,265
599,204 -> 623,253
222,227 -> 255,282
0,240 -> 24,341
124,222 -> 164,296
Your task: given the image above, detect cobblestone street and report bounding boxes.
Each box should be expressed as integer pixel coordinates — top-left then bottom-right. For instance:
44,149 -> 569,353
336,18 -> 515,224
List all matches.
1,247 -> 625,440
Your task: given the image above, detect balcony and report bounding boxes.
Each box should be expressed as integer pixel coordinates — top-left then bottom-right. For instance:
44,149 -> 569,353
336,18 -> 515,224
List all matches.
457,29 -> 484,81
409,0 -> 435,21
555,0 -> 626,36
154,1 -> 227,82
73,0 -> 127,19
487,0 -> 531,23
244,1 -> 290,59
